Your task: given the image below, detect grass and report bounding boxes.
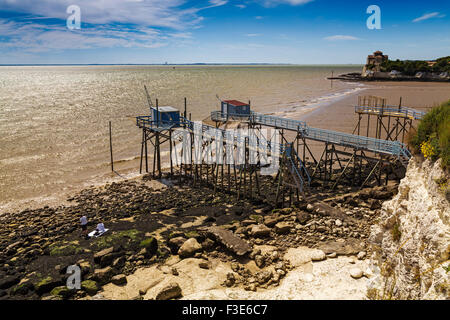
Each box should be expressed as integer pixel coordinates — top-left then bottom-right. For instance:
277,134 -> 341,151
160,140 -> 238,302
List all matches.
49,241 -> 84,256
93,229 -> 142,250
408,100 -> 450,169
391,220 -> 401,242
249,214 -> 263,223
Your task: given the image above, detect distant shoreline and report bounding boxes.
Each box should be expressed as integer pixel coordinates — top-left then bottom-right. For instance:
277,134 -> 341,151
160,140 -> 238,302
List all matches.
330,72 -> 450,83
0,63 -> 364,67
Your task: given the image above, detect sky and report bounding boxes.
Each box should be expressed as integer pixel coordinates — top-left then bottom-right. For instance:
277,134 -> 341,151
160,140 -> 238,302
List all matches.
0,0 -> 449,64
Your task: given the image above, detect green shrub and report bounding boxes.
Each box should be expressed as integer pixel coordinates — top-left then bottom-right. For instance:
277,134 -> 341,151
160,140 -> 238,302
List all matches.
409,100 -> 450,169
381,56 -> 450,75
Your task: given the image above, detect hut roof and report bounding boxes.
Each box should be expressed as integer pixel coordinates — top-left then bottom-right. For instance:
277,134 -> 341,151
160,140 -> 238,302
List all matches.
153,106 -> 179,113
223,100 -> 249,107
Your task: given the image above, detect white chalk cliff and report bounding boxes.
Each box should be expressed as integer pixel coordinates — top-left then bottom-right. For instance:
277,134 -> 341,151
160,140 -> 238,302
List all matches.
368,158 -> 449,300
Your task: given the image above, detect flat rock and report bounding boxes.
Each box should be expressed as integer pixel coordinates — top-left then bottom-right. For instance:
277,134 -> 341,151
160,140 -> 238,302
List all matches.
312,202 -> 355,222
155,282 -> 182,300
264,216 -> 279,227
199,226 -> 251,256
250,224 -> 271,238
284,246 -> 324,267
274,222 -> 291,234
316,239 -> 365,256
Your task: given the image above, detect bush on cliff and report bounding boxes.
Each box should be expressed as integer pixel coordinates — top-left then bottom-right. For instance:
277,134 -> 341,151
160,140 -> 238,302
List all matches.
409,100 -> 450,169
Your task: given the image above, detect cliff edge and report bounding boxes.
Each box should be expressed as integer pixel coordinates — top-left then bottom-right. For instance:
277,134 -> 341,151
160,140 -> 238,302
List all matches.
368,158 -> 449,299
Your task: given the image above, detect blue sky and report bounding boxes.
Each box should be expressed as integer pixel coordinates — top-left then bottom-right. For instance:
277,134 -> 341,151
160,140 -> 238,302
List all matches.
0,0 -> 449,64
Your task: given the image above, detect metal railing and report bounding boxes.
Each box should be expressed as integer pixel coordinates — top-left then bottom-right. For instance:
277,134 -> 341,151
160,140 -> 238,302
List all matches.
355,105 -> 426,120
250,112 -> 308,132
139,107 -> 413,162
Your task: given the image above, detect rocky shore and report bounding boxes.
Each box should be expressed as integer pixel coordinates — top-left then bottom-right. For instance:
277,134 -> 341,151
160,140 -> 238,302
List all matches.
0,172 -> 399,300
329,73 -> 450,82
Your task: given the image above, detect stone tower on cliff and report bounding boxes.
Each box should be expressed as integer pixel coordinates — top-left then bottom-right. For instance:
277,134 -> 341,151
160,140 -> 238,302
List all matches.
362,51 -> 389,75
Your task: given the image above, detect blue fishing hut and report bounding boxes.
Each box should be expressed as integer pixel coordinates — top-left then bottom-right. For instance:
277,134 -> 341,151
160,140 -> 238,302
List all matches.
151,106 -> 181,127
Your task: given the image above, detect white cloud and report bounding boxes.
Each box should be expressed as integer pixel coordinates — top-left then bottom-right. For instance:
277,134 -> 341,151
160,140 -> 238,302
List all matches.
258,0 -> 314,7
208,0 -> 228,7
0,19 -> 170,52
236,4 -> 247,9
413,12 -> 446,23
246,33 -> 262,37
0,0 -> 227,53
324,35 -> 361,41
0,0 -> 195,29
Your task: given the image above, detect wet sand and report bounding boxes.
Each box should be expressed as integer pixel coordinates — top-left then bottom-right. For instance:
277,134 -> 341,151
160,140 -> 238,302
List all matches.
301,81 -> 450,132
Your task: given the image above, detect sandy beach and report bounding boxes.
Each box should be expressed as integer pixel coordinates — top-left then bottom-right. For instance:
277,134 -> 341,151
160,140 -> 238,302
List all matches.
301,81 -> 450,131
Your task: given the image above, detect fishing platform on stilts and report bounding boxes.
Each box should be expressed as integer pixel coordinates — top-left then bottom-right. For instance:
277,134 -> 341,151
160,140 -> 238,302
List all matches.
136,95 -> 423,207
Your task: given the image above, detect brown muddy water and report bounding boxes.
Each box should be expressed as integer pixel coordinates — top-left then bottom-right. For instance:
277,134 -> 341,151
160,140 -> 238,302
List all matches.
0,65 -> 363,212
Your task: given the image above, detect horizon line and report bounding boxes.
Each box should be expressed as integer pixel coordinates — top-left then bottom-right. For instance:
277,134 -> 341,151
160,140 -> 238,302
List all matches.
0,63 -> 364,67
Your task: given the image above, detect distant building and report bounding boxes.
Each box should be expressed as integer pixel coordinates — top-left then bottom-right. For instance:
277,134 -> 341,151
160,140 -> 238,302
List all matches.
362,51 -> 389,75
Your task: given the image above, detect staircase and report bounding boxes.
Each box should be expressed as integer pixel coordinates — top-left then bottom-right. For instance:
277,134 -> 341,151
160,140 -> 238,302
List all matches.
283,144 -> 311,193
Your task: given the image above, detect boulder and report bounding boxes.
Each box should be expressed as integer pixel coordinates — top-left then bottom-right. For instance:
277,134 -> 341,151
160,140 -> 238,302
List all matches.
250,224 -> 271,238
264,216 -> 278,227
201,238 -> 215,250
139,237 -> 158,256
274,222 -> 291,234
0,275 -> 20,290
357,251 -> 367,260
93,247 -> 114,264
112,257 -> 126,268
199,226 -> 251,256
111,274 -> 127,286
35,276 -> 62,295
155,282 -> 182,300
254,255 -> 265,268
50,286 -> 75,299
168,236 -> 186,253
178,238 -> 202,258
349,268 -> 364,279
11,281 -> 34,295
81,280 -> 99,296
78,261 -> 92,276
369,200 -> 382,210
93,266 -> 114,284
296,211 -> 310,225
310,249 -> 326,261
